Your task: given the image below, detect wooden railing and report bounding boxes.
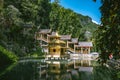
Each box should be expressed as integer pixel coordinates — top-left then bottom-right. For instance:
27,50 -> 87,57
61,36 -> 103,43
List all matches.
75,50 -> 81,53
36,36 -> 48,42
42,37 -> 48,42
68,47 -> 75,52
70,54 -> 92,60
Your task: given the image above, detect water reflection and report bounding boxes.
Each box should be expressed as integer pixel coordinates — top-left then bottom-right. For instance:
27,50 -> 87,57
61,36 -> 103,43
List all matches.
1,59 -> 96,80
39,60 -> 94,80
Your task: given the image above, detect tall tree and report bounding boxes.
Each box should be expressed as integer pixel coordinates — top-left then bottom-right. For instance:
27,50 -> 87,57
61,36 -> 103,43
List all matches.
36,0 -> 51,29
94,0 -> 120,63
1,0 -> 51,56
50,1 -> 82,38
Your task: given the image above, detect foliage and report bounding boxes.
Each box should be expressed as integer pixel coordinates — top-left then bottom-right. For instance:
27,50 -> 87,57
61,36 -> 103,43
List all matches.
93,1 -> 120,79
78,14 -> 99,41
94,0 -> 120,63
117,71 -> 120,78
0,0 -> 98,57
31,47 -> 44,56
93,66 -> 118,80
50,1 -> 98,41
0,45 -> 18,76
0,0 -> 49,57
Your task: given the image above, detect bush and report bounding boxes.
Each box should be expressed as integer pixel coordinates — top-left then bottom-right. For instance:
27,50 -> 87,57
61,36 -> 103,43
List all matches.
0,45 -> 18,76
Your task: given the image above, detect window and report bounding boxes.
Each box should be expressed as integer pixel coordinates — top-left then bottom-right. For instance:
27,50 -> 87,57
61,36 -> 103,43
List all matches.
53,49 -> 56,52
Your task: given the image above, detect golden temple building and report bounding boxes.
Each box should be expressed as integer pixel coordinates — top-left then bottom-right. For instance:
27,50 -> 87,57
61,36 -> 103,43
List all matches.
36,29 -> 93,60
47,32 -> 68,58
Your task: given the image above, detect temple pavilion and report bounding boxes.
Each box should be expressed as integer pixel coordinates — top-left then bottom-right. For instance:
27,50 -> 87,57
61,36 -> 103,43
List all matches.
36,29 -> 93,60
47,32 -> 68,59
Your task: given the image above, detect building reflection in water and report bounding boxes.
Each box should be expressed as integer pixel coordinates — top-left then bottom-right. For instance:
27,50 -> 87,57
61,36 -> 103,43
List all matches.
38,60 -> 94,80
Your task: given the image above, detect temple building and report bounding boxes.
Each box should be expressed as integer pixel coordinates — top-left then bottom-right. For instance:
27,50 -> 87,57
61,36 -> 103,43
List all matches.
36,29 -> 51,53
75,42 -> 93,54
47,32 -> 68,59
36,29 -> 93,60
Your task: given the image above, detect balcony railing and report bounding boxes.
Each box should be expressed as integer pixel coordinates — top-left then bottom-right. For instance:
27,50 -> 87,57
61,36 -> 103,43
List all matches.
36,36 -> 48,42
75,50 -> 81,53
70,54 -> 93,60
68,47 -> 75,52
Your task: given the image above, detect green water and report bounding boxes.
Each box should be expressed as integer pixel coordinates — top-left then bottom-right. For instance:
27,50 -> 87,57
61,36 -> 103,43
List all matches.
0,59 -> 117,80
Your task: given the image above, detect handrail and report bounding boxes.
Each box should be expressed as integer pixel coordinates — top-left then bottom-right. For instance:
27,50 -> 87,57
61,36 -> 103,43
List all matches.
36,36 -> 48,42
68,47 -> 74,52
70,54 -> 92,60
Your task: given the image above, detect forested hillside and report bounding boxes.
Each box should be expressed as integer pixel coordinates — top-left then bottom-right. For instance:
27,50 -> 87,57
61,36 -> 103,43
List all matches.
49,1 -> 99,41
0,0 -> 98,57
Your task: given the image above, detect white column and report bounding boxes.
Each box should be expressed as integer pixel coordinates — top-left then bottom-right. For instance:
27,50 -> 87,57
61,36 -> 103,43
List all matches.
74,44 -> 76,53
81,60 -> 83,66
67,41 -> 68,48
81,48 -> 83,53
47,34 -> 48,42
88,60 -> 91,66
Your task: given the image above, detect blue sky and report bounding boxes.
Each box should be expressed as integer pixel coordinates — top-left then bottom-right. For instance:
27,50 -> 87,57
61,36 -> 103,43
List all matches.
51,0 -> 102,24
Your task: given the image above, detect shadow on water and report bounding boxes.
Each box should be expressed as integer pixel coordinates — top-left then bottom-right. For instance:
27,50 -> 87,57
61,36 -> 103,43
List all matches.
0,59 -> 115,80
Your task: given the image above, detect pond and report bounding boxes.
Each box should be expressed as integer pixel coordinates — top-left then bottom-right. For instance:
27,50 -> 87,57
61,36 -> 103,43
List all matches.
0,59 -> 114,80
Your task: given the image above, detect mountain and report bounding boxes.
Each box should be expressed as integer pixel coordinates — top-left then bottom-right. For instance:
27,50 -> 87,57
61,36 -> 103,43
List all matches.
49,2 -> 99,41
77,14 -> 99,33
77,14 -> 99,41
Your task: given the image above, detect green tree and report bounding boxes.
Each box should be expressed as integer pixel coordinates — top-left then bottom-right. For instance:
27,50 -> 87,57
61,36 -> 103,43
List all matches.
50,1 -> 82,39
1,0 -> 51,57
36,0 -> 51,28
94,0 -> 120,63
0,45 -> 18,76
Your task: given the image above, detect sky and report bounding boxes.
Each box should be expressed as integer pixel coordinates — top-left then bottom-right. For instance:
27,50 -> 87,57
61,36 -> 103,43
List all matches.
51,0 -> 102,24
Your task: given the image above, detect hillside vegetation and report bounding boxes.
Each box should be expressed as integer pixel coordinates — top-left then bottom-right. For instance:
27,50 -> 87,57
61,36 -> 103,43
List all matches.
0,0 -> 98,57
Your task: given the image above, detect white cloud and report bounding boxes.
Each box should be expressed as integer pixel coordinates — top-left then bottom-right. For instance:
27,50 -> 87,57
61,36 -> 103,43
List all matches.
92,20 -> 100,25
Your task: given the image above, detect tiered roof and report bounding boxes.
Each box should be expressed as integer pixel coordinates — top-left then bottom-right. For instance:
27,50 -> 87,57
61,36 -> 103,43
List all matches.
48,32 -> 61,37
71,38 -> 78,43
68,38 -> 78,43
49,39 -> 65,44
37,29 -> 93,48
60,35 -> 71,40
77,42 -> 93,47
39,29 -> 51,34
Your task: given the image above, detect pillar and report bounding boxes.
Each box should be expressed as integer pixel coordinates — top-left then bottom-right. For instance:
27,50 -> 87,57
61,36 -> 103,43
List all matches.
47,34 -> 48,42
74,44 -> 76,53
81,48 -> 83,53
88,60 -> 91,66
67,41 -> 68,48
81,60 -> 83,66
88,47 -> 90,54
